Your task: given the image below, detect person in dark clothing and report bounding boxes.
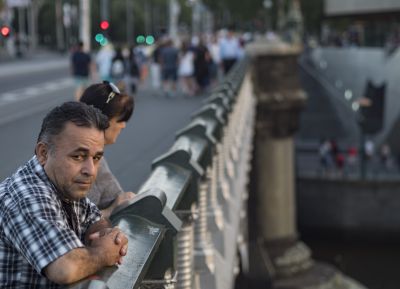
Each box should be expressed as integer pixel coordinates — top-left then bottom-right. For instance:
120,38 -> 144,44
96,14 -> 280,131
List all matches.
159,39 -> 179,96
193,40 -> 211,94
71,41 -> 93,100
127,46 -> 140,94
111,47 -> 126,90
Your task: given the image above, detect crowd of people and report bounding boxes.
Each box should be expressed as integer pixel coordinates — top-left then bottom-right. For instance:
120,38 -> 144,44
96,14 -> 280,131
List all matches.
318,138 -> 394,177
70,29 -> 246,100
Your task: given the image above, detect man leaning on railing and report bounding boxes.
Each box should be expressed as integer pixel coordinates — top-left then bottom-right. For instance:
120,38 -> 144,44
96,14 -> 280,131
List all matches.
0,102 -> 128,288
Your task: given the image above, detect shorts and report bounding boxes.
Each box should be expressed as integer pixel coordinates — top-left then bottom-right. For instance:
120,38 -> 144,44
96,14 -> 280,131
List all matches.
162,68 -> 177,81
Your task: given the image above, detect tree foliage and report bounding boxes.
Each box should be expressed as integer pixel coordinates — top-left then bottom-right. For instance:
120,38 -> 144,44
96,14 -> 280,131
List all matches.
28,0 -> 324,49
203,0 -> 264,29
300,0 -> 323,35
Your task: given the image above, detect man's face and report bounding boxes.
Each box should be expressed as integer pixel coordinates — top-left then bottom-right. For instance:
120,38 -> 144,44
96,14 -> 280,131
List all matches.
37,122 -> 105,201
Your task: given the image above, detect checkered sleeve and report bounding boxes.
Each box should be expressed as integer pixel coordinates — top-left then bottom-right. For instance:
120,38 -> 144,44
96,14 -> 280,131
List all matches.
2,189 -> 84,275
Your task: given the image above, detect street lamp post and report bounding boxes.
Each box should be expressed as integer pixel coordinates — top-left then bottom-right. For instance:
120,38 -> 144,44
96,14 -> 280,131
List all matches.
79,0 -> 91,51
263,0 -> 272,31
55,0 -> 64,51
126,0 -> 134,45
169,0 -> 180,42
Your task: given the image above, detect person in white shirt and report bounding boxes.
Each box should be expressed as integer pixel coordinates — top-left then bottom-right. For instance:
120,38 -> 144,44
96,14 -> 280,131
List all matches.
219,29 -> 241,74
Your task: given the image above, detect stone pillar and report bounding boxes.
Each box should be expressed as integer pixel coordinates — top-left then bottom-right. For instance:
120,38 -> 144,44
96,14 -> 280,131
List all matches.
247,40 -> 367,289
249,41 -> 312,280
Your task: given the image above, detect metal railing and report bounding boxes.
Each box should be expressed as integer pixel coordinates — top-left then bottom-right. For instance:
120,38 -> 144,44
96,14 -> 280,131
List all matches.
68,57 -> 256,289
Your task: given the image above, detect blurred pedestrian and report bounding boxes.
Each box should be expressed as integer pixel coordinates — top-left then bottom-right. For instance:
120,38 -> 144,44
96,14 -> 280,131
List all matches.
96,43 -> 115,82
365,139 -> 374,161
125,46 -> 140,95
71,41 -> 93,100
380,144 -> 391,171
329,139 -> 339,161
193,39 -> 211,94
150,41 -> 163,89
134,45 -> 148,83
110,47 -> 126,90
335,152 -> 345,176
80,81 -> 136,218
219,28 -> 241,74
319,138 -> 332,174
159,38 -> 179,97
178,41 -> 195,97
364,139 -> 375,174
208,34 -> 221,86
346,145 -> 358,173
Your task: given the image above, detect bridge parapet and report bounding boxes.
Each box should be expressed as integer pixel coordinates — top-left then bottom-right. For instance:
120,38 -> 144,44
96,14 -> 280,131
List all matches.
67,56 -> 256,289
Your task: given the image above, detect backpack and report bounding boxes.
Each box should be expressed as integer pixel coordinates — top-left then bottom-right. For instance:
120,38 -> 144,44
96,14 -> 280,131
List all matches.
111,59 -> 125,78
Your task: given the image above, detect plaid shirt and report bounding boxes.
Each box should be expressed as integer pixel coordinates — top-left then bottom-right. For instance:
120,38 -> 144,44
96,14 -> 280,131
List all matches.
0,156 -> 101,288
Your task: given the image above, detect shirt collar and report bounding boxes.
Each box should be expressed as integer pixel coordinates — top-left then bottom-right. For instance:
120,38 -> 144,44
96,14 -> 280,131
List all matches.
28,155 -> 57,192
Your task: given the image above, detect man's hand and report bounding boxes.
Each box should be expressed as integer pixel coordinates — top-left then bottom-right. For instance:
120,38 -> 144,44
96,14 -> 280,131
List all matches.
44,226 -> 128,284
88,227 -> 128,265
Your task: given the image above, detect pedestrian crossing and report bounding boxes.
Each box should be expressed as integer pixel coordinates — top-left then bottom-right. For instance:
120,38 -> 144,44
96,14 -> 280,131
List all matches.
0,78 -> 73,106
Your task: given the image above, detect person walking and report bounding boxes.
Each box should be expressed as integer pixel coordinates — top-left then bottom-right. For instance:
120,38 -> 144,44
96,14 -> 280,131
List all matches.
219,29 -> 241,74
159,38 -> 179,97
208,34 -> 221,86
150,41 -> 163,89
96,43 -> 115,83
126,45 -> 141,95
71,41 -> 93,100
193,39 -> 211,94
178,41 -> 195,97
0,102 -> 128,288
110,47 -> 126,90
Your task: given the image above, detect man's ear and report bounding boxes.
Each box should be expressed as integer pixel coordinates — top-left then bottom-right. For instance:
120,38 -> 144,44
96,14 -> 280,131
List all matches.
35,142 -> 49,166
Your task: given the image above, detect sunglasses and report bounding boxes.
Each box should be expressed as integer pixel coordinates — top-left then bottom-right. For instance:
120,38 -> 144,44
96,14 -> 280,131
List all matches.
103,81 -> 120,104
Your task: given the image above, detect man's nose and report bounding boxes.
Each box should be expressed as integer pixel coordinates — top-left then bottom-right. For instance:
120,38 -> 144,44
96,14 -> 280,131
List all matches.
81,158 -> 96,176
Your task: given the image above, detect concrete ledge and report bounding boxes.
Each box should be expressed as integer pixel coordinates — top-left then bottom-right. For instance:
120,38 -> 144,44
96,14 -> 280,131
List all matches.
297,177 -> 400,237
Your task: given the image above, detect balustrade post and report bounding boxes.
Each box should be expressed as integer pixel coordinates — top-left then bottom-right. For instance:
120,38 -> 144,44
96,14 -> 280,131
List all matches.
175,213 -> 195,289
193,175 -> 215,273
247,40 -> 361,289
206,153 -> 225,253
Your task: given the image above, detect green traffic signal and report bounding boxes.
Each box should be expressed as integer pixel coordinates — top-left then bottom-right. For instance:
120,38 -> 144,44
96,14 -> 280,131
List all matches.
136,35 -> 145,44
100,38 -> 108,46
95,33 -> 104,43
145,35 -> 155,45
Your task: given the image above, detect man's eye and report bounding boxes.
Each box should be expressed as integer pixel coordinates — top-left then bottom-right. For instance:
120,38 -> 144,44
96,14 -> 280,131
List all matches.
94,155 -> 103,162
72,155 -> 84,161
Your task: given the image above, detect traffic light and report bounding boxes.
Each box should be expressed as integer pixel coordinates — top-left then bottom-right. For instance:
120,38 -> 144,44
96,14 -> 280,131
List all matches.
1,25 -> 10,37
136,35 -> 145,44
145,35 -> 155,45
100,20 -> 109,31
136,35 -> 155,45
97,20 -> 109,47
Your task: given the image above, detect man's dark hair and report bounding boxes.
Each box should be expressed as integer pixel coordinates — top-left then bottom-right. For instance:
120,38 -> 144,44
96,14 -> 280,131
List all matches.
80,82 -> 134,123
37,101 -> 109,149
